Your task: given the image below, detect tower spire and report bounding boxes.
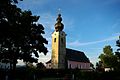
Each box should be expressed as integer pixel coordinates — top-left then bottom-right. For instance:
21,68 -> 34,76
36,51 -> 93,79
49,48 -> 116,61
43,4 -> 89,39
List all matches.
55,13 -> 64,31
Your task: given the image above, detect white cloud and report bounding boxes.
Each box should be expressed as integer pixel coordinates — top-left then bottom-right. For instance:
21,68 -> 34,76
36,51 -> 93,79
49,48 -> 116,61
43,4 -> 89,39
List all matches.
38,38 -> 52,65
115,32 -> 120,35
38,47 -> 51,65
89,57 -> 98,66
63,16 -> 74,31
17,60 -> 25,66
18,0 -> 50,6
111,19 -> 120,30
38,53 -> 51,63
39,13 -> 75,33
67,35 -> 119,47
39,13 -> 56,30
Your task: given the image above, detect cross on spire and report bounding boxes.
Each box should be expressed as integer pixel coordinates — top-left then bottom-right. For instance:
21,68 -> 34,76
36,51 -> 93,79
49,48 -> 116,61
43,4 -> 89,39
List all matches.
54,9 -> 64,31
58,8 -> 61,14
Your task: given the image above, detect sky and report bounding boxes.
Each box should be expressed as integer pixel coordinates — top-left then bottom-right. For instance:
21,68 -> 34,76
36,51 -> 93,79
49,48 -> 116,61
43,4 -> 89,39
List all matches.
17,0 -> 120,66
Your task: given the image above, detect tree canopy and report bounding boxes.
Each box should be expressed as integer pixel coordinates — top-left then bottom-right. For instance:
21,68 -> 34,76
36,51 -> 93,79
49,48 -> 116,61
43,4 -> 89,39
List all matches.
99,45 -> 117,69
97,36 -> 120,71
0,0 -> 48,71
115,36 -> 120,70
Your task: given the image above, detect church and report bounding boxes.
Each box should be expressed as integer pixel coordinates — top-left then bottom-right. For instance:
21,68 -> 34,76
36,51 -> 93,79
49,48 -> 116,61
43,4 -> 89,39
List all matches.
46,14 -> 90,69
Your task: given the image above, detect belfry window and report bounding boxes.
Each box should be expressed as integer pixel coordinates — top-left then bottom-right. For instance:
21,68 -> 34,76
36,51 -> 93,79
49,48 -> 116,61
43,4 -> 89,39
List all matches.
54,38 -> 56,42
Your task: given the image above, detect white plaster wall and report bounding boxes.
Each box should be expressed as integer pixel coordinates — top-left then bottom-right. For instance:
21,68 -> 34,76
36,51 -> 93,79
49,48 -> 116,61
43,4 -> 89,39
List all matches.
68,60 -> 90,69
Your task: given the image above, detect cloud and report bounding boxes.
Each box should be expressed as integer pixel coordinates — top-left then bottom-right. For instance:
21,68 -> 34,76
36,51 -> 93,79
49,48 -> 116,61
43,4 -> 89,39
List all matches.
63,16 -> 74,31
17,60 -> 25,66
38,13 -> 55,31
115,32 -> 120,35
111,19 -> 120,30
38,12 -> 75,32
67,35 -> 119,47
38,47 -> 51,65
18,0 -> 50,6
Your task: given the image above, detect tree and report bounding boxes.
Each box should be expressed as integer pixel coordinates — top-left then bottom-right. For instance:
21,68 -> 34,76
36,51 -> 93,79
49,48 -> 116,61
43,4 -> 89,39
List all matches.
115,36 -> 120,70
116,36 -> 120,47
0,0 -> 48,73
96,61 -> 104,72
115,36 -> 120,58
99,45 -> 117,70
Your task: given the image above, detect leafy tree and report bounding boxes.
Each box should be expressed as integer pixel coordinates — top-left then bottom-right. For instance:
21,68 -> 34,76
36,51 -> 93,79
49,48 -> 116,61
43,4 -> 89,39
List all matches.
0,0 -> 48,73
115,36 -> 120,70
115,36 -> 120,57
116,36 -> 120,47
99,45 -> 117,70
96,61 -> 104,72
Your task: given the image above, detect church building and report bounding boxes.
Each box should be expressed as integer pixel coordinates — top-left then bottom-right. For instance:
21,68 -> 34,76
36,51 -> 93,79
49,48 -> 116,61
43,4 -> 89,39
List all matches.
46,14 -> 90,69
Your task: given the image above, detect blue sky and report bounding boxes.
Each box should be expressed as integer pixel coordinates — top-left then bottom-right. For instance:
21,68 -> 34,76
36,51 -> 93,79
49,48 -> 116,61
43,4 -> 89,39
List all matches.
17,0 -> 120,65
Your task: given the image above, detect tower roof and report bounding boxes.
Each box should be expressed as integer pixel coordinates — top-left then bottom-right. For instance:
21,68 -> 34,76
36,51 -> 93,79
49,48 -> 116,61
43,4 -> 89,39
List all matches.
55,14 -> 64,31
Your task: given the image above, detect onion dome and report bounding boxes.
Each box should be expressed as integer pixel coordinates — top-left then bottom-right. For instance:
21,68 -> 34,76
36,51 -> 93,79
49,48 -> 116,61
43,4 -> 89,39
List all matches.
55,14 -> 64,31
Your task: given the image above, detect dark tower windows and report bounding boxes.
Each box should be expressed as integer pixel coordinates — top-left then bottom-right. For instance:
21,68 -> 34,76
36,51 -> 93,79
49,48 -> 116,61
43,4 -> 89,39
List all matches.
54,38 -> 56,42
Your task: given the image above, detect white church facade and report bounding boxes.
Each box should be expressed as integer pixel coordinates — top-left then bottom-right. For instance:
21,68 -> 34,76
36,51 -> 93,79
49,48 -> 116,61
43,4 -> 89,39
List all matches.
46,14 -> 90,69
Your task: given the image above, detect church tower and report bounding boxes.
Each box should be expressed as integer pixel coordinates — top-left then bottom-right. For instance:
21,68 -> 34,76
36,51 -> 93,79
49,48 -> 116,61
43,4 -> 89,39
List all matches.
51,14 -> 66,69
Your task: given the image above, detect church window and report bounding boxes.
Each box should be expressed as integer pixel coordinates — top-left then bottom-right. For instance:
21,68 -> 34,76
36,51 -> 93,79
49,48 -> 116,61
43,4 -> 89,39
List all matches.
54,38 -> 56,42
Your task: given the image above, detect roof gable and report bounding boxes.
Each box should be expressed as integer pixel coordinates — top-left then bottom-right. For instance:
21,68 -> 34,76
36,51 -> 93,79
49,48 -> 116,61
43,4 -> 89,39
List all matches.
66,48 -> 90,63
